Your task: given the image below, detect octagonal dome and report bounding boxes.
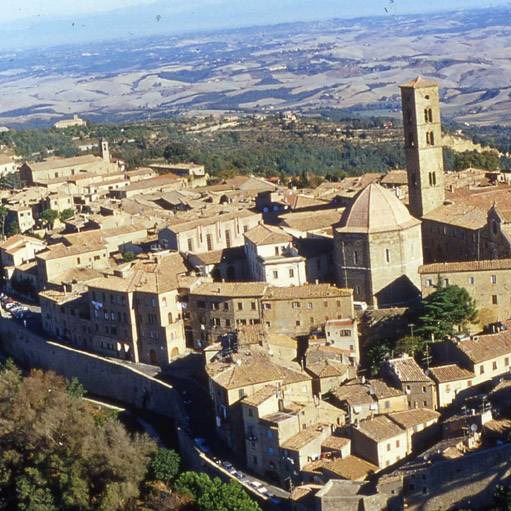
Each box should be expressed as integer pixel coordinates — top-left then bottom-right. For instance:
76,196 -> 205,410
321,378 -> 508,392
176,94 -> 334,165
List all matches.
337,183 -> 420,234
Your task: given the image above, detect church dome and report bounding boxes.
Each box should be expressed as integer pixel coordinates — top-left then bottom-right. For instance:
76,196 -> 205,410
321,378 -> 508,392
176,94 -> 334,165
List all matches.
337,183 -> 420,234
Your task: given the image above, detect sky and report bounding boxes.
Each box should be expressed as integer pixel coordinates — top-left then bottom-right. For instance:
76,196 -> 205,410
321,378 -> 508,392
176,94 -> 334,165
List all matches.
1,0 -> 508,23
0,0 -> 509,49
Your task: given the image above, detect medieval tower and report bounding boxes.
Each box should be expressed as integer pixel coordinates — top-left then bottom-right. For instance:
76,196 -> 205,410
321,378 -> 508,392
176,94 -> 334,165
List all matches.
400,77 -> 445,218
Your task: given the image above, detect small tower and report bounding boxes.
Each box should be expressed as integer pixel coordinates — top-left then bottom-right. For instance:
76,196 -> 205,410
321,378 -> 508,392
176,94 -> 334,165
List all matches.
100,138 -> 110,163
400,77 -> 445,218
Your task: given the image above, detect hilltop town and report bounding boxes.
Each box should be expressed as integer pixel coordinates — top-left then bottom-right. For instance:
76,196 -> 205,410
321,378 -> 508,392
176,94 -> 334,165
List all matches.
2,77 -> 511,510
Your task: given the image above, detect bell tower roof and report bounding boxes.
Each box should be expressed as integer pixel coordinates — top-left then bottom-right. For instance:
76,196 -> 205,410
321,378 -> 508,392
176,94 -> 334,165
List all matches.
400,76 -> 438,89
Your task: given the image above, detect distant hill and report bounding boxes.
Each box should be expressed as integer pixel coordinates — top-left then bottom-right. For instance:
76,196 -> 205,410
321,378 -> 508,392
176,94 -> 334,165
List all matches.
2,7 -> 511,127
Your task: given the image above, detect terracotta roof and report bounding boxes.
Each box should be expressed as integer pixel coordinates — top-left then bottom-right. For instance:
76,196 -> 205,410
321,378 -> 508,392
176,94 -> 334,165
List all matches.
28,154 -> 101,172
357,415 -> 405,442
192,281 -> 267,298
306,359 -> 349,379
387,356 -> 432,383
244,223 -> 292,245
370,379 -> 405,399
422,201 -> 487,230
336,183 -> 420,234
420,259 -> 511,274
380,170 -> 408,186
387,409 -> 440,430
242,384 -> 277,407
400,76 -> 439,88
167,209 -> 260,233
263,284 -> 352,300
322,455 -> 378,480
455,331 -> 511,364
207,352 -> 310,390
281,423 -> 328,451
331,382 -> 374,406
428,364 -> 474,383
321,435 -> 350,451
279,209 -> 344,233
188,246 -> 245,266
36,241 -> 107,261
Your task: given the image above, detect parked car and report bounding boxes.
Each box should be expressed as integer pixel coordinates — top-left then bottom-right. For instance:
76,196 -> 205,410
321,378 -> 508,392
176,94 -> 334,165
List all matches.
221,460 -> 234,472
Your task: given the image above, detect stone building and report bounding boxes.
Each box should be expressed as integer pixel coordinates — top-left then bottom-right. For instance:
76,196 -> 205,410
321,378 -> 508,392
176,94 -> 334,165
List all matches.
40,253 -> 189,366
400,77 -> 445,218
261,284 -> 353,337
382,356 -> 437,410
244,223 -> 307,287
186,282 -> 267,349
158,209 -> 261,254
333,183 -> 423,307
419,259 -> 511,324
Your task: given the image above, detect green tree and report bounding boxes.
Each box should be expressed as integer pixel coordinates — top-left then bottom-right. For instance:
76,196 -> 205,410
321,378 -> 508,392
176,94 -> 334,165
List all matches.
163,142 -> 192,163
0,364 -> 157,510
417,284 -> 477,340
59,208 -> 75,222
365,340 -> 393,377
150,448 -> 181,483
5,219 -> 20,236
39,209 -> 59,229
395,335 -> 426,359
175,472 -> 260,511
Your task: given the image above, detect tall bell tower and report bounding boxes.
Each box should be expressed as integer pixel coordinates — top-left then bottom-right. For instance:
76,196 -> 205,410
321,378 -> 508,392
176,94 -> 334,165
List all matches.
400,77 -> 445,218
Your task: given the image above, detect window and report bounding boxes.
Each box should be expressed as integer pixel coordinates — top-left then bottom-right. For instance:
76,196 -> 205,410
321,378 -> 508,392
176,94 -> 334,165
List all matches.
248,408 -> 253,417
385,248 -> 391,263
253,455 -> 258,465
353,250 -> 358,265
225,230 -> 232,248
426,131 -> 435,145
428,172 -> 436,186
292,301 -> 300,309
340,329 -> 351,336
491,275 -> 497,284
505,357 -> 509,366
263,303 -> 271,310
307,302 -> 312,309
187,238 -> 193,251
492,295 -> 498,305
251,301 -> 256,310
424,108 -> 433,123
206,234 -> 213,251
443,278 -> 449,286
274,246 -> 279,256
426,279 -> 433,287
387,443 -> 391,452
273,270 -> 278,279
225,319 -> 231,327
480,365 -> 485,375
493,361 -> 498,370
422,386 -> 427,393
289,268 -> 294,278
396,440 -> 400,448
468,276 -> 475,285
237,302 -> 243,311
238,388 -> 246,399
296,320 -> 301,326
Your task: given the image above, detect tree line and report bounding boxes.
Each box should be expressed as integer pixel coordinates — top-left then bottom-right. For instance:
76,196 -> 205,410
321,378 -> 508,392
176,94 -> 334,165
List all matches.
0,361 -> 260,511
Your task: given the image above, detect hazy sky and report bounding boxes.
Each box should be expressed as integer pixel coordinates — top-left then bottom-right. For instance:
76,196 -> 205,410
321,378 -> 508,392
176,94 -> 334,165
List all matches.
2,0 -> 509,23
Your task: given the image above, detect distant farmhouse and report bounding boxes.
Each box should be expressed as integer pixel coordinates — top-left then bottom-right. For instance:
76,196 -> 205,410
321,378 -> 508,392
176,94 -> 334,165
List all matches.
53,114 -> 87,129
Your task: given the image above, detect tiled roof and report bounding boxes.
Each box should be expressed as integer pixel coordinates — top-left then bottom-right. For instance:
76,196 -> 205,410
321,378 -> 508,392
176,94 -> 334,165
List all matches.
242,384 -> 277,407
244,223 -> 292,245
428,364 -> 474,383
263,283 -> 352,300
321,435 -> 350,451
380,170 -> 408,186
279,208 -> 344,233
422,201 -> 487,230
188,246 -> 245,265
306,359 -> 348,379
455,331 -> 511,364
167,209 -> 259,233
420,259 -> 511,274
337,183 -> 420,234
192,281 -> 268,298
387,356 -> 432,383
400,76 -> 438,88
387,409 -> 440,430
281,423 -> 328,451
322,455 -> 378,480
207,352 -> 310,390
331,382 -> 374,406
356,415 -> 405,442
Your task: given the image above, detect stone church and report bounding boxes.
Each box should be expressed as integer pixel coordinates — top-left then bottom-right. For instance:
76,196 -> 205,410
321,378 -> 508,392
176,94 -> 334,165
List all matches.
334,77 -> 511,307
